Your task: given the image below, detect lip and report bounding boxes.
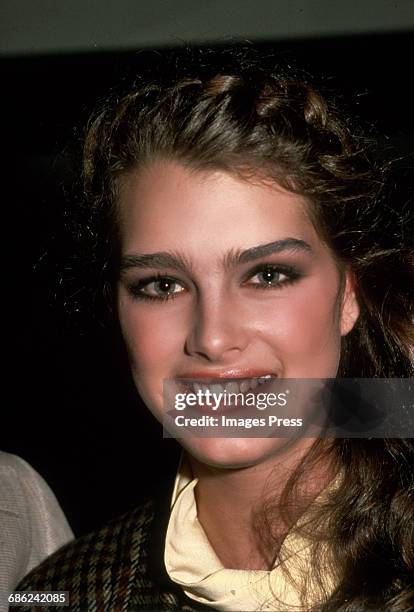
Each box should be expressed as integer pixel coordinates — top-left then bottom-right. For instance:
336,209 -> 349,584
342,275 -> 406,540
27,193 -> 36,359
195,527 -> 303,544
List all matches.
170,371 -> 281,418
176,369 -> 278,380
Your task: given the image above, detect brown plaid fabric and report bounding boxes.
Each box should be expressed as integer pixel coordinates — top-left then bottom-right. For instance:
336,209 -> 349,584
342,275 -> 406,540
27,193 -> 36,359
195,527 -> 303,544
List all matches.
15,499 -> 214,612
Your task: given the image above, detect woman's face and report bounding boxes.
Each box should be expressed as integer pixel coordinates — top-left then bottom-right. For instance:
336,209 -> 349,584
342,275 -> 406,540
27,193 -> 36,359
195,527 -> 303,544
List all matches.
117,160 -> 359,468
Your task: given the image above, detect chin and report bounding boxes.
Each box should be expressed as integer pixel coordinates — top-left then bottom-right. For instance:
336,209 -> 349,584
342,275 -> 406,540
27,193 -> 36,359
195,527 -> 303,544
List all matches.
179,437 -> 292,470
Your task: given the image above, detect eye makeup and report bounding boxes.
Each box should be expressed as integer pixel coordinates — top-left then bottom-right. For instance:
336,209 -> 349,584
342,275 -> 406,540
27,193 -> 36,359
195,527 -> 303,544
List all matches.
124,261 -> 305,303
242,263 -> 304,290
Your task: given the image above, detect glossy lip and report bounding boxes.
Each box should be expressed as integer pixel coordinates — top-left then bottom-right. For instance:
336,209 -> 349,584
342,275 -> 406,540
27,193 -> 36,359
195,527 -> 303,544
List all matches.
176,369 -> 278,380
170,374 -> 280,418
169,370 -> 281,418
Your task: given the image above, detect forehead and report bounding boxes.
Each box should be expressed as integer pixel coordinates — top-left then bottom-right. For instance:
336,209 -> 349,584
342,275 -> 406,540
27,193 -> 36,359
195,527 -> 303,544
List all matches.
117,160 -> 321,257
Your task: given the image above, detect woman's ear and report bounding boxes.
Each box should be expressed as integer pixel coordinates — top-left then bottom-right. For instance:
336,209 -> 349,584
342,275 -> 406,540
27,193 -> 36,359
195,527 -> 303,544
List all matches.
340,270 -> 360,336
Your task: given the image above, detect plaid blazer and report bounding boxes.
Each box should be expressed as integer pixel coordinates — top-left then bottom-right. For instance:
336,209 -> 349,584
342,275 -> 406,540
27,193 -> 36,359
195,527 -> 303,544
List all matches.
16,493 -> 214,612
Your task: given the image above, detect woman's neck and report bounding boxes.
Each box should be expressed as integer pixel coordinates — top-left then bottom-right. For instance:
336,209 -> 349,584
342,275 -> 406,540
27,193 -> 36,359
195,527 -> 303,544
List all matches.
188,439 -> 334,570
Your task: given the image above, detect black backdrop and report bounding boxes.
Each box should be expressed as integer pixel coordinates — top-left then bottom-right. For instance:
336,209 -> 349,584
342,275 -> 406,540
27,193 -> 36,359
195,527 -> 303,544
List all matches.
2,32 -> 413,536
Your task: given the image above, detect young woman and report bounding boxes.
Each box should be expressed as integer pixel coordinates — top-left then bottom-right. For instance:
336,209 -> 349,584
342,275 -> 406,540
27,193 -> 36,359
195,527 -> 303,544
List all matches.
17,47 -> 413,611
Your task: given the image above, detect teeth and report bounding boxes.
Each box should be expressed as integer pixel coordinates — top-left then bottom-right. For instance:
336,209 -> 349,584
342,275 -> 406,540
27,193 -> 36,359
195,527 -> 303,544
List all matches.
258,375 -> 272,385
240,380 -> 250,393
211,383 -> 225,395
226,381 -> 240,394
186,375 -> 274,395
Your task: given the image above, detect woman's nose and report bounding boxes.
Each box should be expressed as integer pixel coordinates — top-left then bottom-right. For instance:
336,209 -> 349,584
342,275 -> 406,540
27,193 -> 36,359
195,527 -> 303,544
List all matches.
184,297 -> 251,363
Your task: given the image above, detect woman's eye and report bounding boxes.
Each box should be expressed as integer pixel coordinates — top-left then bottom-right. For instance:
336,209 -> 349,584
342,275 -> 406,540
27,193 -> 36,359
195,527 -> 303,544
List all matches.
251,268 -> 288,286
129,277 -> 186,301
247,266 -> 301,289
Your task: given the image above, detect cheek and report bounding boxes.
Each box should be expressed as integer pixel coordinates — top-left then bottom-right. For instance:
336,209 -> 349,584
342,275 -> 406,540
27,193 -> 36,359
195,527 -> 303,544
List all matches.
117,295 -> 184,376
261,281 -> 342,374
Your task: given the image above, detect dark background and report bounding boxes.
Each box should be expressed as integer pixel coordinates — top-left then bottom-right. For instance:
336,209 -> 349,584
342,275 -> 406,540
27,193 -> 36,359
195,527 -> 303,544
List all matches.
2,31 -> 414,535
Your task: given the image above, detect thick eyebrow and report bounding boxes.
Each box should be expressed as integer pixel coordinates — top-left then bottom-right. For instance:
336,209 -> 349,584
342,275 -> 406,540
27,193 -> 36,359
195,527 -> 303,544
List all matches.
223,238 -> 312,268
120,251 -> 192,273
120,238 -> 312,273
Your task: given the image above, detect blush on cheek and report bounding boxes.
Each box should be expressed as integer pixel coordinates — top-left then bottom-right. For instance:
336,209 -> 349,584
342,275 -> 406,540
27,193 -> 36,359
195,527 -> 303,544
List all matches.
274,291 -> 341,377
117,302 -> 169,419
300,314 -> 341,376
119,308 -> 159,370
118,296 -> 187,377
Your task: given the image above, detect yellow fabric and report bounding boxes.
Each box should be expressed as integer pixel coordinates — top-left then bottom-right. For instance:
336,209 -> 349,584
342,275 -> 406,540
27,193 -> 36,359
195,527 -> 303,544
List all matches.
164,456 -> 337,611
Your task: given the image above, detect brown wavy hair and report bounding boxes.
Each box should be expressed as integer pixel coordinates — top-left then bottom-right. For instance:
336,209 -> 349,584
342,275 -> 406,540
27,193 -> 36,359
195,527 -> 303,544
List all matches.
80,47 -> 414,610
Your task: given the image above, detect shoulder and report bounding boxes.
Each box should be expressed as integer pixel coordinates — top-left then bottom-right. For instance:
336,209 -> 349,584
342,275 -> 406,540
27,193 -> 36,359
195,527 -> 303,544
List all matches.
0,451 -> 69,523
0,451 -> 35,519
0,452 -> 73,591
16,500 -> 181,610
0,452 -> 73,542
0,451 -> 41,503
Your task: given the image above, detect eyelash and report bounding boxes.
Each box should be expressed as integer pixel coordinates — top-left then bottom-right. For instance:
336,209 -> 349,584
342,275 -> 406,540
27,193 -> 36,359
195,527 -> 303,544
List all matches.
244,264 -> 303,290
126,274 -> 187,303
126,264 -> 303,303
